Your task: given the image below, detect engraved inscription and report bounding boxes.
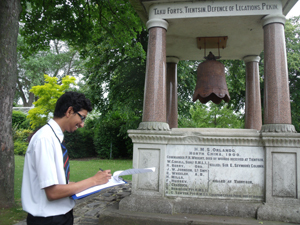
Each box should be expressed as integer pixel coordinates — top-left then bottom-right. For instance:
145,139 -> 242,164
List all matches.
153,3 -> 278,15
165,146 -> 264,200
150,0 -> 282,19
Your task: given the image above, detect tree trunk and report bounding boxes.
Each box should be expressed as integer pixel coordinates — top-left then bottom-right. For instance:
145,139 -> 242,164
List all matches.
0,0 -> 21,208
24,92 -> 35,107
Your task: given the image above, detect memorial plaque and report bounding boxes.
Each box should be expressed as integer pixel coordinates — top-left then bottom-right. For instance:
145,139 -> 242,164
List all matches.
149,0 -> 282,19
165,145 -> 264,200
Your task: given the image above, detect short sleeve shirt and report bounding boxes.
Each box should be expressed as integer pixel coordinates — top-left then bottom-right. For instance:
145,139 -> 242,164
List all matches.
21,119 -> 75,217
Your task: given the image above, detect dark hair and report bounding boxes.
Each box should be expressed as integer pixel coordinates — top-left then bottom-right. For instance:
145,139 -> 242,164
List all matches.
54,91 -> 92,118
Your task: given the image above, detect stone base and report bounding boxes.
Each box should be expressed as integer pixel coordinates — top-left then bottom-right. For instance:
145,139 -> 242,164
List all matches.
257,203 -> 300,223
118,195 -> 300,223
138,122 -> 170,131
261,124 -> 296,133
99,200 -> 292,225
127,128 -> 300,224
119,195 -> 261,218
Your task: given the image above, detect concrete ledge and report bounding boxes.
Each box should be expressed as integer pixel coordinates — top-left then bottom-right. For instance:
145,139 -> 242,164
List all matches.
257,203 -> 300,223
99,205 -> 292,225
173,198 -> 261,218
119,195 -> 173,214
120,195 -> 262,218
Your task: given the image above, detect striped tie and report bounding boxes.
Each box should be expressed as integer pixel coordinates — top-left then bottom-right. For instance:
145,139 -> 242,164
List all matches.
61,141 -> 70,184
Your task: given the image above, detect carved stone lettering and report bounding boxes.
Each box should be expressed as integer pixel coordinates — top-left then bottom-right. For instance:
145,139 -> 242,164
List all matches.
149,0 -> 282,20
165,145 -> 264,200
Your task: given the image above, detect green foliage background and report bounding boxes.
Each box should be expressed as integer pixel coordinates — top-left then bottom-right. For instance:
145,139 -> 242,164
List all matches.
27,75 -> 75,129
15,0 -> 300,159
12,110 -> 29,129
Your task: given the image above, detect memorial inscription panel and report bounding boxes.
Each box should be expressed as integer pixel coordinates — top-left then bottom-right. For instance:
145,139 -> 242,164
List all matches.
149,0 -> 282,19
165,145 -> 264,200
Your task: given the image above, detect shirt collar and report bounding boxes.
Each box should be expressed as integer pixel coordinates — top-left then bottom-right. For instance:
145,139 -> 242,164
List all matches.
48,119 -> 64,143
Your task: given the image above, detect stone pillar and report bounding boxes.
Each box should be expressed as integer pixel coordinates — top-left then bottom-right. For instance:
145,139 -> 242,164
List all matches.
138,19 -> 169,131
257,15 -> 299,223
166,57 -> 179,129
261,14 -> 295,133
243,56 -> 262,130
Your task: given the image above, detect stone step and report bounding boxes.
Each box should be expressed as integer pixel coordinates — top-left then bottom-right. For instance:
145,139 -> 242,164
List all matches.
99,206 -> 294,225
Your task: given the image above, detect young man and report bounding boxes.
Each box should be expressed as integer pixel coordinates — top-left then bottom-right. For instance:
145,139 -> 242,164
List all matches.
21,91 -> 111,225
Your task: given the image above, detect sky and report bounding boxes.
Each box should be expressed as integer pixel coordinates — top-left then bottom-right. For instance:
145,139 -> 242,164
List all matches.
286,1 -> 300,18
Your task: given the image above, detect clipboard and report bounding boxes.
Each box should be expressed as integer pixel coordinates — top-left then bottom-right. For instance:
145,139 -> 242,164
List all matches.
71,167 -> 155,200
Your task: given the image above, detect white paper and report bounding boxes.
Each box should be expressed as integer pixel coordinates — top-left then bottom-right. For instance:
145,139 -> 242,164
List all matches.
113,167 -> 156,181
73,167 -> 155,198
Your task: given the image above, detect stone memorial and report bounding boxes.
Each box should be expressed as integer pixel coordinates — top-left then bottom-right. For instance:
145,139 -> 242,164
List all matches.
115,0 -> 300,223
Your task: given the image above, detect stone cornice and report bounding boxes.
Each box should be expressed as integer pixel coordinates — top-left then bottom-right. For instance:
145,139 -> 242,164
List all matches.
261,133 -> 300,147
128,128 -> 300,147
128,128 -> 262,146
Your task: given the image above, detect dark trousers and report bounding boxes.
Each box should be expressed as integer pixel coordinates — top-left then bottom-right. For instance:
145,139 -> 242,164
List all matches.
26,210 -> 73,225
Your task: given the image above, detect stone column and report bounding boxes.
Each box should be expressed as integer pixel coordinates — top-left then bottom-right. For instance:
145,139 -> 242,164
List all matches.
257,15 -> 299,222
166,57 -> 179,129
138,19 -> 169,131
261,15 -> 295,133
243,56 -> 262,130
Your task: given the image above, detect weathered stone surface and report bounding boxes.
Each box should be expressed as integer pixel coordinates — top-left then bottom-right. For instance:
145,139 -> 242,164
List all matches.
13,180 -> 295,225
257,203 -> 300,223
119,195 -> 173,214
99,204 -> 293,225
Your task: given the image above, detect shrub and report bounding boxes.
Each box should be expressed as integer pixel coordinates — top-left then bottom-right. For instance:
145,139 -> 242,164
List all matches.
12,110 -> 27,128
14,141 -> 28,155
13,128 -> 32,155
20,119 -> 31,129
14,129 -> 33,142
93,123 -> 114,159
64,128 -> 97,159
93,110 -> 135,159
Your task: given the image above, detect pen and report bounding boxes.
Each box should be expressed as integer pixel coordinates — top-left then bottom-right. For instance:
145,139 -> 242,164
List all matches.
99,168 -> 103,171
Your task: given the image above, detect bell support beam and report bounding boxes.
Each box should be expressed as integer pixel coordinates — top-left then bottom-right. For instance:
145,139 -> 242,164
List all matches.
261,14 -> 295,133
166,57 -> 179,129
138,19 -> 170,131
243,55 -> 262,130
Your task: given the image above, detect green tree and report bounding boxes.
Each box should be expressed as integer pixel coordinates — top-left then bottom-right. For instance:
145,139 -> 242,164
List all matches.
82,28 -> 147,157
179,102 -> 244,129
28,74 -> 76,130
19,2 -> 149,159
20,0 -> 144,58
83,28 -> 147,114
222,59 -> 247,113
16,36 -> 82,106
177,60 -> 199,117
285,16 -> 300,132
93,107 -> 138,158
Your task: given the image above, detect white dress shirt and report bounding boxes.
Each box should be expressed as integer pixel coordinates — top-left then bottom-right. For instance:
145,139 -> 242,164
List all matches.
22,119 -> 75,217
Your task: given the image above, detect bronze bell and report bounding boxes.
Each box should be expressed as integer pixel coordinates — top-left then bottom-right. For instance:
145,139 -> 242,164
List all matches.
193,52 -> 230,104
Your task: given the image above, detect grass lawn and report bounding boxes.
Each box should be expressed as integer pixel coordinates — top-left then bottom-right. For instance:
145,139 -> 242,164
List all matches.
0,155 -> 133,225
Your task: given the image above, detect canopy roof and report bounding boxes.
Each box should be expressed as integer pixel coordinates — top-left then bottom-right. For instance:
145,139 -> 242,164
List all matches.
130,0 -> 298,60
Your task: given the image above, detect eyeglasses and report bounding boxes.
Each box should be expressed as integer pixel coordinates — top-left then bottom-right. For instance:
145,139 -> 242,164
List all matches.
76,112 -> 86,122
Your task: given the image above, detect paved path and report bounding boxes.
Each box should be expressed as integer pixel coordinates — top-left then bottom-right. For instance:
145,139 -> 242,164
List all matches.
14,181 -> 132,225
